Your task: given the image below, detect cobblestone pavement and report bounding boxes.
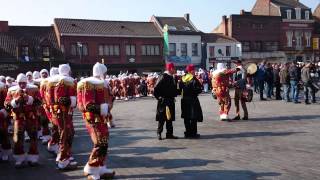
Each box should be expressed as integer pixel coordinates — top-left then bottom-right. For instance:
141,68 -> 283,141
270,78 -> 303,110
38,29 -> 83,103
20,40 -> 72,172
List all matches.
1,93 -> 320,180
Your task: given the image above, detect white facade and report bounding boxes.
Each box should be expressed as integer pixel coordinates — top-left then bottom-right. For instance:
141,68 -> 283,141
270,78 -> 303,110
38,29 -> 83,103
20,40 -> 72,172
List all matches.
168,34 -> 202,67
206,42 -> 242,69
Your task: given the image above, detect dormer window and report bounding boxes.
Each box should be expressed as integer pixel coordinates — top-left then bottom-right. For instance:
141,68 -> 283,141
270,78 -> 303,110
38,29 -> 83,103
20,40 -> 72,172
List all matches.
183,26 -> 191,31
286,10 -> 292,20
42,46 -> 50,57
295,8 -> 301,20
168,26 -> 177,31
305,11 -> 310,20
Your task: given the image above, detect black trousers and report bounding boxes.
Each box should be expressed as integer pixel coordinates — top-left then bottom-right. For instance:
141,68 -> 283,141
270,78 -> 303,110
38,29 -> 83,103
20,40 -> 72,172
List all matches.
258,80 -> 265,99
184,118 -> 197,136
275,83 -> 282,100
157,120 -> 173,136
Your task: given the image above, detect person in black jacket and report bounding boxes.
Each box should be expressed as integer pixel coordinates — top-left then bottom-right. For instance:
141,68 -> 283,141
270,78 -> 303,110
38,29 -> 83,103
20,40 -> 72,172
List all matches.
154,63 -> 179,140
288,61 -> 301,103
179,64 -> 203,139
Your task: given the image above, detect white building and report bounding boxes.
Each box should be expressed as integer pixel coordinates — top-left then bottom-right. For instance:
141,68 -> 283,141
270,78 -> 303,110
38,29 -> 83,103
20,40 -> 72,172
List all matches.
151,14 -> 203,68
202,33 -> 242,69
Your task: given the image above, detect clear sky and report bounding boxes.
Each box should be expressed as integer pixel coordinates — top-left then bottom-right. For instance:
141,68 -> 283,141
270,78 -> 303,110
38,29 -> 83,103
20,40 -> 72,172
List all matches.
0,0 -> 318,32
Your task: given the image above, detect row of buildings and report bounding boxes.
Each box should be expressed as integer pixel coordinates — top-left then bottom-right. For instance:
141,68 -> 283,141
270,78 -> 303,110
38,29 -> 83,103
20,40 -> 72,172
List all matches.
0,0 -> 319,76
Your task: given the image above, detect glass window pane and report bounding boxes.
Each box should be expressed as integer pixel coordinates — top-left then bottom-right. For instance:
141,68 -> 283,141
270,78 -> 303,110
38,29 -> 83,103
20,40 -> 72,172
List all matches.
104,45 -> 109,56
98,45 -> 104,56
126,45 -> 131,55
155,45 -> 160,55
109,45 -> 114,56
114,45 -> 120,56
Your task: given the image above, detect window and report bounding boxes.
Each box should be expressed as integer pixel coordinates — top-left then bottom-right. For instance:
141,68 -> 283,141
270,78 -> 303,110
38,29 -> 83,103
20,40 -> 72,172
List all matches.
209,46 -> 215,57
263,42 -> 279,51
252,23 -> 263,29
99,44 -> 120,56
61,44 -> 65,53
226,46 -> 231,56
236,23 -> 241,28
98,45 -> 104,56
295,8 -> 301,20
287,9 -> 292,20
252,41 -> 262,51
295,31 -> 302,48
42,46 -> 50,57
71,44 -> 77,55
21,46 -> 29,56
71,43 -> 88,56
286,31 -> 293,47
126,45 -> 136,56
141,45 -> 160,56
192,43 -> 198,56
169,43 -> 176,56
181,43 -> 188,56
305,11 -> 310,20
305,32 -> 311,47
242,42 -> 250,52
168,26 -> 177,31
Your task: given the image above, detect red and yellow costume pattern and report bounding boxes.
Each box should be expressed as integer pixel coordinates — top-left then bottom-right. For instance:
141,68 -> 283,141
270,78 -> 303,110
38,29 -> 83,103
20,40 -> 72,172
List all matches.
212,69 -> 237,120
5,84 -> 41,162
46,75 -> 77,163
77,77 -> 111,168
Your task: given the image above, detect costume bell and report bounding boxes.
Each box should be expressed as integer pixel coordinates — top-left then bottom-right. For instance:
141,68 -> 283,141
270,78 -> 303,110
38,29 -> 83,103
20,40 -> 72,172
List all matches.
211,63 -> 238,121
46,64 -> 77,170
77,62 -> 115,180
154,63 -> 179,140
5,73 -> 42,167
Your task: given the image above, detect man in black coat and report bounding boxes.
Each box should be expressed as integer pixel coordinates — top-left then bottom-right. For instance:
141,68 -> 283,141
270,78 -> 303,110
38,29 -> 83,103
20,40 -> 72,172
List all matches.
179,64 -> 203,138
154,63 -> 179,140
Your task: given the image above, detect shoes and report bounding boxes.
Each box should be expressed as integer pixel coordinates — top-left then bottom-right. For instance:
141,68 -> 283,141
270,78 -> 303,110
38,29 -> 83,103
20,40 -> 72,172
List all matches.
294,101 -> 301,104
166,135 -> 179,139
260,98 -> 267,101
305,101 -> 311,105
157,133 -> 162,140
242,116 -> 249,120
190,134 -> 200,139
312,101 -> 317,104
232,116 -> 240,120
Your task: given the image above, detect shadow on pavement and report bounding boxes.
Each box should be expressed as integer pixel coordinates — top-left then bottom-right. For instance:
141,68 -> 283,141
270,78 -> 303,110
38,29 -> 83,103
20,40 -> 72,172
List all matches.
115,170 -> 281,180
200,131 -> 306,139
250,115 -> 320,122
111,146 -> 186,156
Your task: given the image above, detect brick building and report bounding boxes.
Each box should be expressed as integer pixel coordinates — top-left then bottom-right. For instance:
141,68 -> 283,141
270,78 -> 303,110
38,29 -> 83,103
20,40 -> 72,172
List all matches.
313,4 -> 320,61
252,0 -> 315,62
54,18 -> 164,76
213,12 -> 285,62
0,21 -> 65,77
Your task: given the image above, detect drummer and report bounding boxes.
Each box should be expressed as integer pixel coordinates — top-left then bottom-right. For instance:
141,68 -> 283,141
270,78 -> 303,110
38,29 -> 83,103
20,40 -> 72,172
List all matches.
232,60 -> 249,120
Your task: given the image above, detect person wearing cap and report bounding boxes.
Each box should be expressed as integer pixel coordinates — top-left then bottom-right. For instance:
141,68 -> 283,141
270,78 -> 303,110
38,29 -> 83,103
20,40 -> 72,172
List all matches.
232,60 -> 249,120
26,71 -> 34,84
179,64 -> 203,138
212,63 -> 239,121
77,62 -> 115,180
154,63 -> 179,140
46,64 -> 78,170
5,73 -> 42,167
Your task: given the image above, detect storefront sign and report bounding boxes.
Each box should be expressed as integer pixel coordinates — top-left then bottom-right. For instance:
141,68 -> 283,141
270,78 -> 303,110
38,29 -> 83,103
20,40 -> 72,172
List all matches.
313,38 -> 319,50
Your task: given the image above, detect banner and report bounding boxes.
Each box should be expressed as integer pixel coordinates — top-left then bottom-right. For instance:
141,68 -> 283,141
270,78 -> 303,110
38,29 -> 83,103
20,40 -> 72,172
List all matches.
313,38 -> 319,50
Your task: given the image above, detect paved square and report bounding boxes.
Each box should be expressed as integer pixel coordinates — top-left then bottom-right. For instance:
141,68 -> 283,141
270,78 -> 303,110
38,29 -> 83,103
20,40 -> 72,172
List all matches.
1,94 -> 320,180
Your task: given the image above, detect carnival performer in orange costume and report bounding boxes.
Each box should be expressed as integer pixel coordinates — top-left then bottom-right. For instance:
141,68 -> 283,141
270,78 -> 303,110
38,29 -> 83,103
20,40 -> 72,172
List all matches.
211,63 -> 238,121
5,73 -> 42,167
0,81 -> 10,162
77,62 -> 115,180
46,64 -> 77,170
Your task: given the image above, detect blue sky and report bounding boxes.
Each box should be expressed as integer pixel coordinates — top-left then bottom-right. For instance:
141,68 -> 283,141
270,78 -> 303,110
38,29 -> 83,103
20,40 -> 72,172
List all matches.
0,0 -> 318,32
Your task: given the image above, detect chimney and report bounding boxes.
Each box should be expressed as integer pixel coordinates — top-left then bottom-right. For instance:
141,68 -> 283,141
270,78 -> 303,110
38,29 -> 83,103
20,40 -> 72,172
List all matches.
240,9 -> 246,15
222,15 -> 228,36
0,21 -> 9,33
184,13 -> 190,22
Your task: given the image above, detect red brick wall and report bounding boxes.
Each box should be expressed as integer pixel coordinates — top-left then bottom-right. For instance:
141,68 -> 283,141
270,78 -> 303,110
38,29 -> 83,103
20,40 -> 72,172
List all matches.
60,36 -> 164,66
0,21 -> 9,33
252,0 -> 271,16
